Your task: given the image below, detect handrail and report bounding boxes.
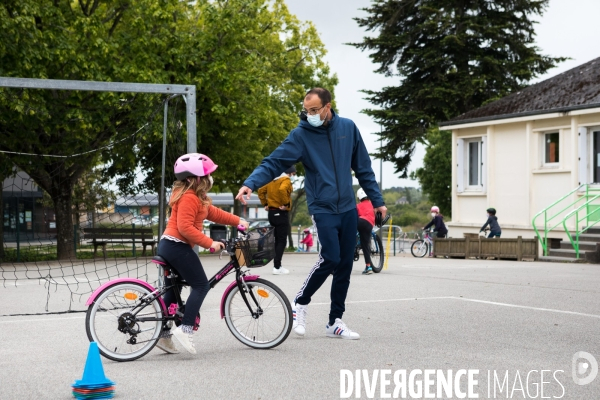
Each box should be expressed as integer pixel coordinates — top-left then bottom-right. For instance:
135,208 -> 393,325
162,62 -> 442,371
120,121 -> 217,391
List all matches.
532,184 -> 600,256
562,193 -> 600,258
532,184 -> 584,256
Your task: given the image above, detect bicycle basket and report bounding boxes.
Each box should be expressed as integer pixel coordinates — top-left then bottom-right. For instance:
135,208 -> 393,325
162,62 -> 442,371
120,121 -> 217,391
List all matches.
234,227 -> 275,268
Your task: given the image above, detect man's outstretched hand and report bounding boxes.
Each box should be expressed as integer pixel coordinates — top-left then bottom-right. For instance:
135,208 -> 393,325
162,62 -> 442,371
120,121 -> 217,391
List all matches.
236,186 -> 253,205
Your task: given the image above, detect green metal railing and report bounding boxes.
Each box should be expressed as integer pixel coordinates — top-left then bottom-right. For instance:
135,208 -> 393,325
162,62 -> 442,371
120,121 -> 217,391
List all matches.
533,184 -> 600,257
562,192 -> 600,258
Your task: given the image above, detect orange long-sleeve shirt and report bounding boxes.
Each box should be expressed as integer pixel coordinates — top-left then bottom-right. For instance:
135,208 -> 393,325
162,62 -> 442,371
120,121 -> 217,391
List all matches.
163,190 -> 240,249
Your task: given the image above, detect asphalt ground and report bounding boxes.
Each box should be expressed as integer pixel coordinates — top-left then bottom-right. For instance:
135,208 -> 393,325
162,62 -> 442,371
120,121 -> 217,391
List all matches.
1,253 -> 599,399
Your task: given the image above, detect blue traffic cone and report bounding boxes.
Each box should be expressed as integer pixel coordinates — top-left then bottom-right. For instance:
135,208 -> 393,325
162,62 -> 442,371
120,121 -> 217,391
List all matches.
73,342 -> 114,388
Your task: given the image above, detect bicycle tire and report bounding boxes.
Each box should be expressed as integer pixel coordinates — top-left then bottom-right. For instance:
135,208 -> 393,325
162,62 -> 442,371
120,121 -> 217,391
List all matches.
370,233 -> 385,273
223,278 -> 292,349
86,282 -> 163,362
410,239 -> 428,258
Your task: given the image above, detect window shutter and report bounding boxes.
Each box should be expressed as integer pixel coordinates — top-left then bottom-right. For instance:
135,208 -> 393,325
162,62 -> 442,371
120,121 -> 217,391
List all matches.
578,127 -> 588,186
480,137 -> 487,193
457,139 -> 464,193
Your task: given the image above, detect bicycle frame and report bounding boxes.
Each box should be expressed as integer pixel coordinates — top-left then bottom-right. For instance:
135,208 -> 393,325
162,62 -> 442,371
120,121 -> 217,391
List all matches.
85,250 -> 261,326
355,230 -> 380,251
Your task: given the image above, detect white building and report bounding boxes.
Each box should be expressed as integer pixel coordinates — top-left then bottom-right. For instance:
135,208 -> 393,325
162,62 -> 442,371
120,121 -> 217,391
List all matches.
441,57 -> 600,260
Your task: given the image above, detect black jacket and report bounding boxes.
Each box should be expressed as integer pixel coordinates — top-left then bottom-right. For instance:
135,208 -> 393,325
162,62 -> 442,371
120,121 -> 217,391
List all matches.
424,215 -> 448,234
481,216 -> 501,233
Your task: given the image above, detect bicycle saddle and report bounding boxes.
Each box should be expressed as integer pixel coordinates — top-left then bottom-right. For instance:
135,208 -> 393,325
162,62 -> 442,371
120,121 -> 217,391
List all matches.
152,256 -> 188,284
151,255 -> 168,265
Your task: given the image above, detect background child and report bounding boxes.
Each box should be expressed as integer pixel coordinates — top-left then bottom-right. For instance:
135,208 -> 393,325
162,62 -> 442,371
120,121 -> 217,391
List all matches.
422,206 -> 448,256
300,228 -> 313,251
356,188 -> 375,274
423,206 -> 448,238
480,207 -> 501,238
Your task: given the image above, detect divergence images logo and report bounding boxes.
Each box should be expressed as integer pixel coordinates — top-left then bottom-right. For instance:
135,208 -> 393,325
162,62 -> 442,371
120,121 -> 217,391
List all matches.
572,352 -> 598,386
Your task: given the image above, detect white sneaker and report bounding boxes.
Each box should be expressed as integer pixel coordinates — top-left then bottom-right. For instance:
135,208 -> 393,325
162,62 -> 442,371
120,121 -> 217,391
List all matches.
273,267 -> 290,275
292,303 -> 308,336
326,318 -> 360,340
172,326 -> 196,354
156,334 -> 179,354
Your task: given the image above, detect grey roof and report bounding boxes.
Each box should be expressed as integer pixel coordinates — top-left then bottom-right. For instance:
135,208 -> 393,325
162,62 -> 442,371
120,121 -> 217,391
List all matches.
210,193 -> 262,206
115,193 -> 262,207
441,56 -> 600,126
115,194 -> 159,206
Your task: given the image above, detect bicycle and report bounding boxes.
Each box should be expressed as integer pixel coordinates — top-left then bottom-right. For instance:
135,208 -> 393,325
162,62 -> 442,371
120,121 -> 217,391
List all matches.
353,214 -> 390,273
84,226 -> 293,362
410,229 -> 434,258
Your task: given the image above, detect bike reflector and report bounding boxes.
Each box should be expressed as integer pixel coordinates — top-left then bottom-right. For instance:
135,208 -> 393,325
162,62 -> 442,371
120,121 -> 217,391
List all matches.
123,292 -> 138,301
257,289 -> 269,298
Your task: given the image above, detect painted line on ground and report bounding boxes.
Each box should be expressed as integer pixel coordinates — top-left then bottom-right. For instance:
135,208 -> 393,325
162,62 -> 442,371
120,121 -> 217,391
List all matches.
311,296 -> 600,319
450,296 -> 600,319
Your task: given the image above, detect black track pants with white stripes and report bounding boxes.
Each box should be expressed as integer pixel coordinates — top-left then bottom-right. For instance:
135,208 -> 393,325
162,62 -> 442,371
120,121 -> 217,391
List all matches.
294,208 -> 358,322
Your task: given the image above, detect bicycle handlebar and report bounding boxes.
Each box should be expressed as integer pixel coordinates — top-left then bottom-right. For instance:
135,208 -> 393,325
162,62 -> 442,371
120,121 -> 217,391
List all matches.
209,225 -> 248,253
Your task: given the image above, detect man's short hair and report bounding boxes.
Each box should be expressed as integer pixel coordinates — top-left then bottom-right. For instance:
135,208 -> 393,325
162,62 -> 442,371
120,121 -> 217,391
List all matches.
305,88 -> 332,106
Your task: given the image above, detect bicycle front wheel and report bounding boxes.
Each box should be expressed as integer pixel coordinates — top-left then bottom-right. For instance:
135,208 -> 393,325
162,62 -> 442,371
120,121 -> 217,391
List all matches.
86,282 -> 164,362
411,240 -> 428,258
370,233 -> 385,273
224,278 -> 292,349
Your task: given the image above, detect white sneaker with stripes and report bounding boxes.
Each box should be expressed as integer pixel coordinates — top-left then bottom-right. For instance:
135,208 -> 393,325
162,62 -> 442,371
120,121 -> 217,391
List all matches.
325,318 -> 360,340
292,303 -> 308,336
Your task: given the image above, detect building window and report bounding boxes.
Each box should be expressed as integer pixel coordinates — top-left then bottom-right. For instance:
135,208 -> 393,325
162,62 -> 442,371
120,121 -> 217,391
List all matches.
544,132 -> 559,164
468,141 -> 482,186
457,136 -> 486,193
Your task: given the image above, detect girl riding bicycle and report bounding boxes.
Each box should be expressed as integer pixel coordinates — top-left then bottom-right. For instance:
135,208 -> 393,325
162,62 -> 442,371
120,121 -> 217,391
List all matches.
356,188 -> 375,274
422,206 -> 448,257
157,153 -> 249,355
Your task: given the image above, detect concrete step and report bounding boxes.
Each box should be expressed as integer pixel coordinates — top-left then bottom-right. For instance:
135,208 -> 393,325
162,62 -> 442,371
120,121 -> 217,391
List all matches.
560,241 -> 598,251
582,227 -> 600,235
548,248 -> 586,259
539,255 -> 586,263
578,233 -> 600,241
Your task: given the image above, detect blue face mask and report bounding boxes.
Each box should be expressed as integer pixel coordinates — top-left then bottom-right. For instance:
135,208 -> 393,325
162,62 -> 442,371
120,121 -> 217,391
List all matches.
307,112 -> 324,127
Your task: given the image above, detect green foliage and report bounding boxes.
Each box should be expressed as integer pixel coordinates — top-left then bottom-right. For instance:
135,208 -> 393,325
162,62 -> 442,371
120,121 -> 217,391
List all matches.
290,188 -> 311,227
351,0 -> 566,179
411,128 -> 452,217
0,0 -> 336,259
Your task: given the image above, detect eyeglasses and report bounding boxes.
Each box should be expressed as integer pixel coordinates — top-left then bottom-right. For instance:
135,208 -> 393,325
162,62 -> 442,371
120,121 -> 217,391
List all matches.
302,105 -> 326,116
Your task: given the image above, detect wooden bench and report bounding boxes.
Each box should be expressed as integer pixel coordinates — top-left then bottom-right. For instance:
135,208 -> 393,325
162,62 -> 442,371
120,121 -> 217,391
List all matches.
83,228 -> 157,258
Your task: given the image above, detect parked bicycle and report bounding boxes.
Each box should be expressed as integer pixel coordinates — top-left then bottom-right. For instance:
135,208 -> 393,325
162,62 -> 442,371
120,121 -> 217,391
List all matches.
85,226 -> 293,362
410,229 -> 434,258
353,214 -> 390,273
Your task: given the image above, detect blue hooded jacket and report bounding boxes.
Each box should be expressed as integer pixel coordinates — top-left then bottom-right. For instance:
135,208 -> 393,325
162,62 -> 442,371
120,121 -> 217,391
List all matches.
243,110 -> 384,215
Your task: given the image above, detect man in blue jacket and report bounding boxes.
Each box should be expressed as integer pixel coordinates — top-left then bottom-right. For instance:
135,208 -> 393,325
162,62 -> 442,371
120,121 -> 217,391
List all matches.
236,88 -> 386,340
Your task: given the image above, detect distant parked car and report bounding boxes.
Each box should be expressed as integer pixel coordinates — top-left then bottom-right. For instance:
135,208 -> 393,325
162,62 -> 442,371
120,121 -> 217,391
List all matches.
131,216 -> 150,226
249,220 -> 271,230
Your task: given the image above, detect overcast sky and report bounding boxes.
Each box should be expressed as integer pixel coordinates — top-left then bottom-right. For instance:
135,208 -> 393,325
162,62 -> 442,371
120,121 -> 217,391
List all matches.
285,0 -> 600,190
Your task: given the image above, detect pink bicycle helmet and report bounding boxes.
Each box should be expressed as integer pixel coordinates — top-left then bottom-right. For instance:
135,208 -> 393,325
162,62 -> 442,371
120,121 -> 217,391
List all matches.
430,205 -> 440,213
174,153 -> 218,181
303,228 -> 310,233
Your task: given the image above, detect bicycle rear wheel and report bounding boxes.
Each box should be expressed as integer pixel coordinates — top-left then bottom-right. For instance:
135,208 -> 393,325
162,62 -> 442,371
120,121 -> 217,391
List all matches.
86,282 -> 164,362
370,233 -> 385,273
224,278 -> 292,349
411,240 -> 428,258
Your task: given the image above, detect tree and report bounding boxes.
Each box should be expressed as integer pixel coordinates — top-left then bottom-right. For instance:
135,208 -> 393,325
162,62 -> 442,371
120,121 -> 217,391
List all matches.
411,128 -> 452,216
107,0 -> 338,201
0,0 -> 336,259
351,0 -> 565,178
0,0 -> 188,259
